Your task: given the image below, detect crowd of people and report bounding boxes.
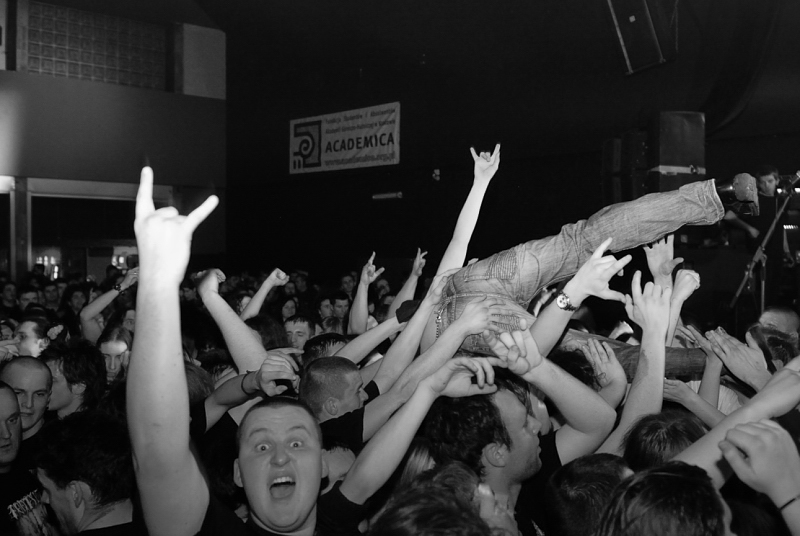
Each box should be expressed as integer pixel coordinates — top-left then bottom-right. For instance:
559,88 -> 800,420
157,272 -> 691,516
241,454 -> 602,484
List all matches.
1,146 -> 800,536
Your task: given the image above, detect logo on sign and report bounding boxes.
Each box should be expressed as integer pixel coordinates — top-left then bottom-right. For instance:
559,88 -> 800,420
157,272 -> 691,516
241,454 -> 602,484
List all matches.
291,120 -> 322,171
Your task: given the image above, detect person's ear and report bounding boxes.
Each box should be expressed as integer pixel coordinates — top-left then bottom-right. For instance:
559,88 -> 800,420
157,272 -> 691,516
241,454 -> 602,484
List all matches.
323,398 -> 338,417
68,481 -> 83,508
70,383 -> 86,396
39,338 -> 50,351
482,442 -> 508,469
233,459 -> 243,488
321,455 -> 329,480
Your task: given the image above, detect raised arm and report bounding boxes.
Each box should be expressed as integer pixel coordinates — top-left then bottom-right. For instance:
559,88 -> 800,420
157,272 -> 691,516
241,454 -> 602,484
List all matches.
435,144 -> 500,275
387,248 -> 426,320
197,269 -> 269,373
127,166 -> 218,536
663,378 -> 725,428
529,237 -> 631,357
598,271 -> 671,455
674,357 -> 800,488
79,268 -> 138,343
706,328 -> 773,392
348,252 -> 384,335
336,315 -> 404,366
679,325 -> 724,408
341,356 -> 500,504
666,269 -> 700,346
239,268 -> 288,321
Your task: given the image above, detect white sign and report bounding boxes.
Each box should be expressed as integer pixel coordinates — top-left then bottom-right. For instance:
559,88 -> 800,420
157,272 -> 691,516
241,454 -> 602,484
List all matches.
290,102 -> 400,174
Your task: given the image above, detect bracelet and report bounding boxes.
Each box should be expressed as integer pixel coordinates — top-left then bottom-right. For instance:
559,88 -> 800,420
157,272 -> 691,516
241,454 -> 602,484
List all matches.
241,371 -> 257,396
779,494 -> 800,511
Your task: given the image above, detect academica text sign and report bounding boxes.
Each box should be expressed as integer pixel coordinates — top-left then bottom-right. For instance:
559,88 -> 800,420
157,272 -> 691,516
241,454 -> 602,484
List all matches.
289,102 -> 400,174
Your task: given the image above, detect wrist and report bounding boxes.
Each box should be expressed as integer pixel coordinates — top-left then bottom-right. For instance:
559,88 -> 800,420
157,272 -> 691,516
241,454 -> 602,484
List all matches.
562,281 -> 587,305
241,372 -> 259,396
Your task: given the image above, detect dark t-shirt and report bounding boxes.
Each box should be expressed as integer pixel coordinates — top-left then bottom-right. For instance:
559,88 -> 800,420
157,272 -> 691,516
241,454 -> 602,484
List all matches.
320,407 -> 364,452
515,431 -> 562,536
80,522 -> 140,535
0,464 -> 42,536
196,481 -> 365,536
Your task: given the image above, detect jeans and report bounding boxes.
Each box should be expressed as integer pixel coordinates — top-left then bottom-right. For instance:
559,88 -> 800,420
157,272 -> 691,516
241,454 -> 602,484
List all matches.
437,180 -> 724,354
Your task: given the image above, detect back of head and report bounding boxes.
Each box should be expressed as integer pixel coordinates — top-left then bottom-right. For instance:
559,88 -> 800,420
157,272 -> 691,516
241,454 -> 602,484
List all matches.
40,340 -> 107,412
298,356 -> 358,418
244,314 -> 289,349
545,454 -> 631,536
303,333 -> 348,363
184,361 -> 214,406
321,316 -> 344,335
623,410 -> 707,472
34,410 -> 134,506
595,461 -> 726,536
760,306 -> 800,337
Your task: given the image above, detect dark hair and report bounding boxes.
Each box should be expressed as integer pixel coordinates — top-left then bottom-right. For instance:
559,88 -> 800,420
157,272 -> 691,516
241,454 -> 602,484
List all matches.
244,314 -> 289,350
321,316 -> 344,335
423,388 -> 512,478
368,470 -> 492,536
755,165 -> 779,179
34,411 -> 134,507
40,340 -> 107,412
331,291 -> 351,304
728,499 -> 791,536
18,316 -> 50,341
97,325 -> 133,350
545,454 -> 631,536
236,397 -> 321,450
105,306 -> 135,333
185,361 -> 214,407
59,284 -> 88,311
284,314 -> 316,334
302,333 -> 348,363
298,356 -> 359,417
623,410 -> 707,472
595,462 -> 726,536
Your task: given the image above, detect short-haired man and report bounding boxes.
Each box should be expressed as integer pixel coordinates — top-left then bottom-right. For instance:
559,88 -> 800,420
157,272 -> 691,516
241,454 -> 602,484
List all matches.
0,381 -> 48,535
35,411 -> 140,534
40,341 -> 107,419
284,314 -> 316,353
331,291 -> 351,321
18,286 -> 39,315
43,281 -> 60,313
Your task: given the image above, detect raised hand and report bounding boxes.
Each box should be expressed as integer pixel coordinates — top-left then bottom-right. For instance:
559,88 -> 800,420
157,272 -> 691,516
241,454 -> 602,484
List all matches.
135,167 -> 218,287
624,270 -> 672,335
360,252 -> 386,286
706,328 -> 772,390
423,356 -> 504,398
581,338 -> 627,405
412,248 -> 427,277
196,268 -> 225,298
120,267 -> 139,291
719,419 -> 800,506
663,378 -> 695,404
643,234 -> 683,287
671,269 -> 701,303
455,296 -> 512,336
483,319 -> 544,375
423,266 -> 461,307
567,237 -> 632,304
255,351 -> 300,396
265,268 -> 289,287
471,143 -> 501,184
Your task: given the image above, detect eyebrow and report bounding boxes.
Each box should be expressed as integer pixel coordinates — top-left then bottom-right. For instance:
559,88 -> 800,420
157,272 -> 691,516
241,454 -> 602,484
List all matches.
246,424 -> 312,439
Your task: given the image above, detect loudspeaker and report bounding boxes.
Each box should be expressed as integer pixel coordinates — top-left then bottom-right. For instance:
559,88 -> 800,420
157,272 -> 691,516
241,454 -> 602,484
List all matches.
647,111 -> 706,193
606,0 -> 678,74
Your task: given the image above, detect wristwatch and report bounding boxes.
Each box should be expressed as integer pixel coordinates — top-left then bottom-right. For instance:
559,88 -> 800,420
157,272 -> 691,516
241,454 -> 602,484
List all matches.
555,291 -> 577,312
114,284 -> 125,294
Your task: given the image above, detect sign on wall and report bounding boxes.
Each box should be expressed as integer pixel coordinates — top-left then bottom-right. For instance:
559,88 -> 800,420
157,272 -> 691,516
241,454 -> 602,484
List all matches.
289,102 -> 400,174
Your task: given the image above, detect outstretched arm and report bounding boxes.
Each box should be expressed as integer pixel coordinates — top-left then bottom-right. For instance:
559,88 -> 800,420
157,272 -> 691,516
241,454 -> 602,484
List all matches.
336,315 -> 404,367
79,268 -> 138,343
666,269 -> 700,346
197,269 -> 269,373
387,248 -> 426,320
598,271 -> 671,455
239,268 -> 288,320
435,144 -> 500,275
348,252 -> 384,335
127,167 -> 218,536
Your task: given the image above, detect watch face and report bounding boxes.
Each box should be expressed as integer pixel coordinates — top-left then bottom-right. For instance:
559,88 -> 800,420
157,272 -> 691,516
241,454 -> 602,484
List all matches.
557,293 -> 573,311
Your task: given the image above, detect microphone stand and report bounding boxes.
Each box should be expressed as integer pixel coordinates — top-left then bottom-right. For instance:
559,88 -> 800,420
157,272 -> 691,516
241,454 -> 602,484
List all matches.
730,172 -> 800,313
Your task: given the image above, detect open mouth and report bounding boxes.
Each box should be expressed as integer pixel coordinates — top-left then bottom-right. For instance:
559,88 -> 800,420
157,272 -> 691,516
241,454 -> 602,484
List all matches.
269,476 -> 296,499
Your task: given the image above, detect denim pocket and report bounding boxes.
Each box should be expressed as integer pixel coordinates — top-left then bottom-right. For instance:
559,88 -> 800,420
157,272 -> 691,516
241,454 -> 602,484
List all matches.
462,248 -> 517,282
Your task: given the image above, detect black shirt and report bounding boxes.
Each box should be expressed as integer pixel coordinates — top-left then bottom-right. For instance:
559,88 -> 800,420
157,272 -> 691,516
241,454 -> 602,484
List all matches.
196,481 -> 366,536
515,432 -> 562,536
0,464 -> 42,536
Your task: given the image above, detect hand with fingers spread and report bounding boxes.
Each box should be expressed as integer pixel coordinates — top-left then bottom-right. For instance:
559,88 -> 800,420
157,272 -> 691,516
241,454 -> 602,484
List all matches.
423,267 -> 460,308
565,237 -> 632,305
134,166 -> 218,287
581,338 -> 627,408
671,269 -> 701,303
719,419 -> 800,507
360,252 -> 386,287
422,356 -> 504,398
706,327 -> 772,391
624,271 -> 672,336
643,234 -> 683,288
412,248 -> 427,278
453,296 -> 509,336
471,144 -> 501,184
196,268 -> 226,299
255,352 -> 300,396
265,268 -> 289,288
